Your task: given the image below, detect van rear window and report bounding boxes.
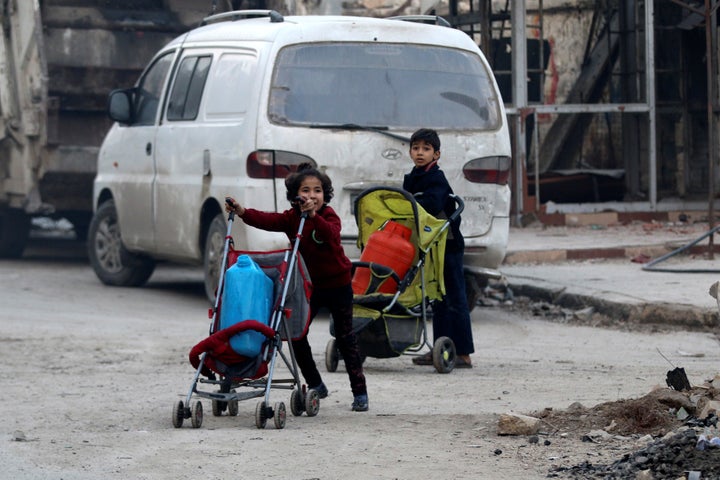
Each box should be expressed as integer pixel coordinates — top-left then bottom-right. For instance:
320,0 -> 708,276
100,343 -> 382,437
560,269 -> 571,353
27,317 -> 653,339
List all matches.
268,43 -> 500,130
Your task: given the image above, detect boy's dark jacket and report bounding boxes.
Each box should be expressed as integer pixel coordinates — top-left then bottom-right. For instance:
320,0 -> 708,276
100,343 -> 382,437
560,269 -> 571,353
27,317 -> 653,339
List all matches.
403,162 -> 464,252
240,204 -> 352,288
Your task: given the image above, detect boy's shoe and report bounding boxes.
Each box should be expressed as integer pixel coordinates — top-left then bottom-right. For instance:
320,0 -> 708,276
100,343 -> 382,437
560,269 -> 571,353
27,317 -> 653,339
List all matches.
412,351 -> 433,366
310,382 -> 328,399
352,394 -> 369,412
455,355 -> 473,369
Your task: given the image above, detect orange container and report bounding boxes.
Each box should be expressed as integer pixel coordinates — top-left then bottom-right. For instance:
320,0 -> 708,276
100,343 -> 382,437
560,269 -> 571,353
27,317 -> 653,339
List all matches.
352,221 -> 415,294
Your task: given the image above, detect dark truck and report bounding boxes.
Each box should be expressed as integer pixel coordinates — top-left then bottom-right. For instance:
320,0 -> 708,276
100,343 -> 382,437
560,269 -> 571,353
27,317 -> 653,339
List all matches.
0,0 -> 213,256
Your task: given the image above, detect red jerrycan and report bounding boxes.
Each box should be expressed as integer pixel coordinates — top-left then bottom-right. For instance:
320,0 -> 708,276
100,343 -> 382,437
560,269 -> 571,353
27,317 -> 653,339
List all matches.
352,221 -> 416,294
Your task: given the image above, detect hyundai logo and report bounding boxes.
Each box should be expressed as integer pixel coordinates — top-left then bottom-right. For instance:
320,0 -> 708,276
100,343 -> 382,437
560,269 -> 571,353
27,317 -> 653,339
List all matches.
381,148 -> 402,160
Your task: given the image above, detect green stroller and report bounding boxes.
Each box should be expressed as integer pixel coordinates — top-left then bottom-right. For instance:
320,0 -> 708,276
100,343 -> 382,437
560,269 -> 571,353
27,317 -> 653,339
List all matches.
325,186 -> 464,373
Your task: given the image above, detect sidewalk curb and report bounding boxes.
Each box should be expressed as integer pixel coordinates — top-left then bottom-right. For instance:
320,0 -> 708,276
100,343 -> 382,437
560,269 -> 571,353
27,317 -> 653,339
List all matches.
509,283 -> 718,330
503,245 -> 672,265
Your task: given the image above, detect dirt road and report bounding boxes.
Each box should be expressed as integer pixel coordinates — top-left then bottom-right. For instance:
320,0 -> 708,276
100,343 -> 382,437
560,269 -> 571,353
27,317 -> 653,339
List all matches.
1,238 -> 719,479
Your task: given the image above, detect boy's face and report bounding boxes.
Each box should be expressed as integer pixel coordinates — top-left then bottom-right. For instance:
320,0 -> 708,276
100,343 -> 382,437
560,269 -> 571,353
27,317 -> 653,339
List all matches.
409,140 -> 440,169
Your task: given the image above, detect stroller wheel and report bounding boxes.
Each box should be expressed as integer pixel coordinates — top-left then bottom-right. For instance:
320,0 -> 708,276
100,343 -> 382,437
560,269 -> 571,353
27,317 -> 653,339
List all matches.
227,394 -> 239,417
190,401 -> 203,429
255,401 -> 268,429
273,402 -> 287,429
211,399 -> 227,417
290,388 -> 304,417
325,338 -> 339,372
432,336 -> 456,374
172,400 -> 185,428
305,389 -> 320,417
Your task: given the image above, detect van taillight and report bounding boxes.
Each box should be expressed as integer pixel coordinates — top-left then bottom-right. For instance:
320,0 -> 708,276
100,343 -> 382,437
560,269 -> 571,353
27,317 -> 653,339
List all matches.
246,151 -> 316,179
462,156 -> 511,185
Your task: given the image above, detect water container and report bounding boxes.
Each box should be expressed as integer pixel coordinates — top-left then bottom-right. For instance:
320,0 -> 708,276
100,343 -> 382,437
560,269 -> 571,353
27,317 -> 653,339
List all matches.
352,221 -> 415,294
219,254 -> 274,357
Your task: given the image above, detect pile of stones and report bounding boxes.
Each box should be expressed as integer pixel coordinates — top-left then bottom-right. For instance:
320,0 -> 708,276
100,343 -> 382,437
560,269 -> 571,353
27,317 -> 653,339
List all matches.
551,428 -> 720,479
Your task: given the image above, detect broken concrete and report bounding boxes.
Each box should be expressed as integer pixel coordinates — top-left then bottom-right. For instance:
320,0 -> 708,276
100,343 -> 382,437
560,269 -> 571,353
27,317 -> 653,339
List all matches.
497,412 -> 542,436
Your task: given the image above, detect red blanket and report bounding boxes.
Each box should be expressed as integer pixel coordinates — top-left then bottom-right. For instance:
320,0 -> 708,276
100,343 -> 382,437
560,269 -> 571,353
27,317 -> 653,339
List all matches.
189,320 -> 275,379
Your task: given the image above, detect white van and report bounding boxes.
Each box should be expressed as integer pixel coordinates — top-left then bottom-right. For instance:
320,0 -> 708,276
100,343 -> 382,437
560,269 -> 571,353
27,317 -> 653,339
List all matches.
88,11 -> 512,304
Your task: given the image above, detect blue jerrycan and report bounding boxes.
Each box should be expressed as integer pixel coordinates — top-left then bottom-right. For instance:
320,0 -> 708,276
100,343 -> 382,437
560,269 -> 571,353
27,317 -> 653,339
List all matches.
219,254 -> 274,357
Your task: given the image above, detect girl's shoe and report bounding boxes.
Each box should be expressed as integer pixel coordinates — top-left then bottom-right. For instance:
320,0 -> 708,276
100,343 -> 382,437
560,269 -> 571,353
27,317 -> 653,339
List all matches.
352,394 -> 369,412
311,382 -> 328,399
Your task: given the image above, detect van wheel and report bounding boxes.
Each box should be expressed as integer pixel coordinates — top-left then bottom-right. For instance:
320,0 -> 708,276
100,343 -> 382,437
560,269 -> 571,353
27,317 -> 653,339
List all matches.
0,209 -> 30,258
464,272 -> 487,312
87,200 -> 155,286
203,213 -> 226,303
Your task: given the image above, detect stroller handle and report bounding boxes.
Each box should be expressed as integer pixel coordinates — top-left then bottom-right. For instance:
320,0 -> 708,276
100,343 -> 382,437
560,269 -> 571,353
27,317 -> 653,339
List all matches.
447,194 -> 464,222
225,197 -> 236,222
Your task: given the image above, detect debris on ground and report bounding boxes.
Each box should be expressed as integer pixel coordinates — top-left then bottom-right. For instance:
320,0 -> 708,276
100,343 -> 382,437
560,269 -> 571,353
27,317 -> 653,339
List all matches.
497,412 -> 541,435
529,388 -> 691,438
666,366 -> 692,391
526,299 -> 578,323
507,375 -> 720,479
480,277 -> 514,306
550,428 -> 720,479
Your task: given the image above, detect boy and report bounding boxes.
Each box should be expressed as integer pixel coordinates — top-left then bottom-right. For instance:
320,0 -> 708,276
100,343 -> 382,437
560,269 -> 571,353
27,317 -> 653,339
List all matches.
403,128 -> 474,368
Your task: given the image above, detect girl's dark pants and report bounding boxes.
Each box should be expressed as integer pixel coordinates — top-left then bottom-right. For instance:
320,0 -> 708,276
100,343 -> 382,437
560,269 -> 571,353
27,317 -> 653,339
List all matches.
432,248 -> 475,356
291,283 -> 367,396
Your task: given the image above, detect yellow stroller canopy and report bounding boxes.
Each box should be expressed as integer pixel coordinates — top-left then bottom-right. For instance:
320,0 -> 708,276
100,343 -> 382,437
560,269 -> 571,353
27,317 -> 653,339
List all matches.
354,187 -> 449,307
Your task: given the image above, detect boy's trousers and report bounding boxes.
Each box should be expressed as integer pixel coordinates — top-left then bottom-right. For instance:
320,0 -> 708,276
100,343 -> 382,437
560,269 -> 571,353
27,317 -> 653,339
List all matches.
432,248 -> 475,356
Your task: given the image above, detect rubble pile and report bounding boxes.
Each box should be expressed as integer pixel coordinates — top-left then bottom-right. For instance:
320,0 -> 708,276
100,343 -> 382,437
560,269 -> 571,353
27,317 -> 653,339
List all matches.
531,388 -> 695,438
513,377 -> 720,479
552,429 -> 720,479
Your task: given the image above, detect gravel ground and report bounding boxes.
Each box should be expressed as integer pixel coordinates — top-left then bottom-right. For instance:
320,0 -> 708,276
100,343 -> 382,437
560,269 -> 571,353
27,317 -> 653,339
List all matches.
1,236 -> 720,479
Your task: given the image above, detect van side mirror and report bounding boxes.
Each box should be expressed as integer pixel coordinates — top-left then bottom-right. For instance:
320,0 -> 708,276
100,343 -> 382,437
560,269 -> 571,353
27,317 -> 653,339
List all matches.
107,89 -> 134,125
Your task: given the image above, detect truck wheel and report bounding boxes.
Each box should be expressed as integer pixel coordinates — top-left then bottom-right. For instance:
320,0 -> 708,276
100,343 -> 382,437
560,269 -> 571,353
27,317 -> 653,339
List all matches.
203,213 -> 226,303
87,200 -> 155,286
0,209 -> 30,258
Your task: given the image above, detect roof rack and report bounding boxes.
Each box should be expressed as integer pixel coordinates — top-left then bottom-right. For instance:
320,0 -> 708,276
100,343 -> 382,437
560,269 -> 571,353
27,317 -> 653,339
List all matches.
388,15 -> 451,28
201,9 -> 284,26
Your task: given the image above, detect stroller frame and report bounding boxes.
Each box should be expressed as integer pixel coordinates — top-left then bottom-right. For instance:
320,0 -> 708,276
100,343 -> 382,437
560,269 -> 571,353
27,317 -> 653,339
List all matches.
173,209 -> 320,429
326,186 -> 464,374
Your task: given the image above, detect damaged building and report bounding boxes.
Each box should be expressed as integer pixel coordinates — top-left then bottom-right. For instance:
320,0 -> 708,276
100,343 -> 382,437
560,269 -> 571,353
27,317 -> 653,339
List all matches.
304,0 -> 720,225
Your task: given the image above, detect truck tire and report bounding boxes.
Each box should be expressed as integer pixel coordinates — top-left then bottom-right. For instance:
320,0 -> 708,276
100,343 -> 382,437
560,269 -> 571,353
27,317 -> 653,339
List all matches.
203,213 -> 226,303
87,200 -> 155,287
0,209 -> 30,258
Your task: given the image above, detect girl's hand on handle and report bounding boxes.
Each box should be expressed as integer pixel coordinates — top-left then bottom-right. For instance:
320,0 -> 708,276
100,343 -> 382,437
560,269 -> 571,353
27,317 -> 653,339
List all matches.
300,197 -> 317,218
295,196 -> 316,218
224,197 -> 245,216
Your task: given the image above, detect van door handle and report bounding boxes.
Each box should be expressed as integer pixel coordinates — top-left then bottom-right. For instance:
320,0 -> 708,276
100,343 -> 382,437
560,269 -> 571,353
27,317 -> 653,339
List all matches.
146,142 -> 152,155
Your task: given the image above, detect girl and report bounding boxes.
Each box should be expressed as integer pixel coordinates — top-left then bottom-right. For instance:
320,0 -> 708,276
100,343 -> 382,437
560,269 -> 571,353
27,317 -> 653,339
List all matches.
225,164 -> 369,411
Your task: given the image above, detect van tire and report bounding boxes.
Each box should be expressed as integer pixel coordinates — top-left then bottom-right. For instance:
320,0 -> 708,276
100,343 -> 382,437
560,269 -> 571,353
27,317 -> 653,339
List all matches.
464,272 -> 486,312
0,209 -> 30,258
203,213 -> 227,303
87,200 -> 155,287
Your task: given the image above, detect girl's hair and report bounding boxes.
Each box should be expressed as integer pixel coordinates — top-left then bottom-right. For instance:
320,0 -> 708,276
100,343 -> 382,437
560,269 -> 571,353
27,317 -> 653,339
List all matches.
285,163 -> 334,204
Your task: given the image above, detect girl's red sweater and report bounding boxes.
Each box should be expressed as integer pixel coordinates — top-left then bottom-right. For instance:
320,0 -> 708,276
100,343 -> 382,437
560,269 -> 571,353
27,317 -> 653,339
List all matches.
240,205 -> 352,289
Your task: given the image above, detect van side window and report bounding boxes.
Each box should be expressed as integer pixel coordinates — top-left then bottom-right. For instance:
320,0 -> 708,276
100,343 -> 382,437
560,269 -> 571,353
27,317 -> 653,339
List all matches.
135,53 -> 174,126
204,53 -> 258,118
167,55 -> 212,121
